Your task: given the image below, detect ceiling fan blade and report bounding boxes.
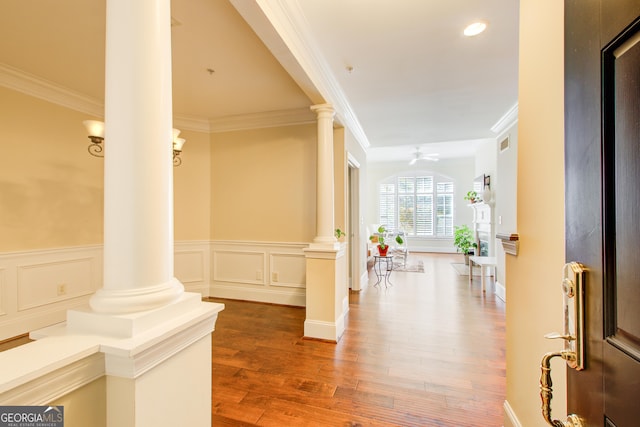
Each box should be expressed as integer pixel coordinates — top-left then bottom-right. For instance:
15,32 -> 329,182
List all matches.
409,158 -> 417,165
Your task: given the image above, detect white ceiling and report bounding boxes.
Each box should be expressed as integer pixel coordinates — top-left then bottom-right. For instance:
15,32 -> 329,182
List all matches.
0,0 -> 519,163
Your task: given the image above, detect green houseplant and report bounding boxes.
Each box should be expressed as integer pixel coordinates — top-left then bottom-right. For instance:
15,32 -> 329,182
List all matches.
453,225 -> 477,264
369,225 -> 403,257
464,190 -> 482,204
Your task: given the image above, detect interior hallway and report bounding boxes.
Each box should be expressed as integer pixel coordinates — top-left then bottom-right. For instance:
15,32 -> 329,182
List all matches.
208,253 -> 506,426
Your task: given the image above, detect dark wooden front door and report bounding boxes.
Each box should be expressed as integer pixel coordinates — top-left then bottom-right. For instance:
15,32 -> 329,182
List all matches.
565,1 -> 640,426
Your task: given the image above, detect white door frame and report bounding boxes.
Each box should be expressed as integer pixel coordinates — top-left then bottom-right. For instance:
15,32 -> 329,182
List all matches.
347,152 -> 363,291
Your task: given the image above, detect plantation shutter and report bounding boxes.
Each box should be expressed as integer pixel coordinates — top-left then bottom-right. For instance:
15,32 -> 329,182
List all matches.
436,182 -> 454,236
378,175 -> 454,237
379,183 -> 395,231
416,177 -> 433,235
397,177 -> 415,234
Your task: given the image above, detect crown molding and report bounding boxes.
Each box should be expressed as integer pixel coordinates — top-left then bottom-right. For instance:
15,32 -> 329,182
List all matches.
231,0 -> 370,151
0,63 -> 319,134
209,107 -> 315,133
173,115 -> 211,133
491,102 -> 519,135
0,62 -> 104,117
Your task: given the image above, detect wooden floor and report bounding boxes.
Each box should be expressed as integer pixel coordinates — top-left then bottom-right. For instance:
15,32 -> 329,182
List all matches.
208,253 -> 506,426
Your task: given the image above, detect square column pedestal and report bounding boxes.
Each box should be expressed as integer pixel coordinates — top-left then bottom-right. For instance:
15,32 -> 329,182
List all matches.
31,292 -> 224,427
303,244 -> 348,342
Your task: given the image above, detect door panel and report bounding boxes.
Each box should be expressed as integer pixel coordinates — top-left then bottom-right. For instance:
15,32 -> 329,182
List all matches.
602,16 -> 640,427
565,1 -> 640,425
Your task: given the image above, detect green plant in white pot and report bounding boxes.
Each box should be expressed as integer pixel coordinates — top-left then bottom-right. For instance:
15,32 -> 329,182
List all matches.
453,225 -> 477,265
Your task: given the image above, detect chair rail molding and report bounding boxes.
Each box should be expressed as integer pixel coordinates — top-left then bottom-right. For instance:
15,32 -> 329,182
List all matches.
496,232 -> 519,256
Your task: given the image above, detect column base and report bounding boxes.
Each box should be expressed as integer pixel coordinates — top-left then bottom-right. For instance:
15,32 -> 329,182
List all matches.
89,277 -> 184,314
313,235 -> 338,246
305,242 -> 345,255
68,291 -> 206,340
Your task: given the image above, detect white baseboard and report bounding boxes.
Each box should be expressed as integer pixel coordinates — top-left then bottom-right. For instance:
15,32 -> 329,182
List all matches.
503,400 -> 522,427
358,270 -> 369,291
210,283 -> 305,307
304,319 -> 341,342
496,281 -> 506,302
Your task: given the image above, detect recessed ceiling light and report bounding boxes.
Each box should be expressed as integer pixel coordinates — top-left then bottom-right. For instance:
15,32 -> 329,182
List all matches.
464,21 -> 487,37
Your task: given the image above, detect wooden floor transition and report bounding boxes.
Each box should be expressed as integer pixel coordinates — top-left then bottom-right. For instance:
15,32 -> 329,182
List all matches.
208,253 -> 506,426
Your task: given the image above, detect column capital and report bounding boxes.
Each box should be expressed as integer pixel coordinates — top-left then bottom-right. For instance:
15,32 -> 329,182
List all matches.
310,103 -> 336,118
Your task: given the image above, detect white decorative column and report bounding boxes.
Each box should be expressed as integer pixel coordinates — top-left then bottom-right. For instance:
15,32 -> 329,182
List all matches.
89,0 -> 183,314
53,1 -> 225,426
310,104 -> 338,248
304,103 -> 347,342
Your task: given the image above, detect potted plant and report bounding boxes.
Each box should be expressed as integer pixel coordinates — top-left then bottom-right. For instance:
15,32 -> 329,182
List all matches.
454,225 -> 477,265
369,226 -> 403,257
464,190 -> 482,204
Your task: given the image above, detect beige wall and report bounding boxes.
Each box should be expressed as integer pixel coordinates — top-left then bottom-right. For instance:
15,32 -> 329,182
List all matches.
0,87 -> 103,252
50,376 -> 106,427
174,129 -> 211,241
210,124 -> 317,243
506,0 -> 566,425
333,127 -> 346,235
0,88 -> 217,252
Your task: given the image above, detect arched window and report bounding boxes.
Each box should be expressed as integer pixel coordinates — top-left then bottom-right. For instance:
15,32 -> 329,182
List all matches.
378,172 -> 455,237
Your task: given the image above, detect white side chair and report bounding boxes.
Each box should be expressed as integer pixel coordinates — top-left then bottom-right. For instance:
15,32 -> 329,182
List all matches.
389,231 -> 408,267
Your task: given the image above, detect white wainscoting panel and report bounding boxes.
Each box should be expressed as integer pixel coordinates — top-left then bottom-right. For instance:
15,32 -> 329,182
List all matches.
211,241 -> 307,306
269,252 -> 306,288
213,250 -> 266,285
174,241 -> 210,297
0,246 -> 103,341
17,258 -> 95,311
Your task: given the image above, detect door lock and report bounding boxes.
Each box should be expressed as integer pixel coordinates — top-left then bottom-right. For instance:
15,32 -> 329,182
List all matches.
539,262 -> 586,427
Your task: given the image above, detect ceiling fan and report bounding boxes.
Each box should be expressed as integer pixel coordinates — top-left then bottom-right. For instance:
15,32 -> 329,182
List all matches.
409,148 -> 439,165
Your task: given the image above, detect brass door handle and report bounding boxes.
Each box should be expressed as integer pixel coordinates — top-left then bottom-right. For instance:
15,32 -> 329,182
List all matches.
540,351 -> 583,427
544,332 -> 575,341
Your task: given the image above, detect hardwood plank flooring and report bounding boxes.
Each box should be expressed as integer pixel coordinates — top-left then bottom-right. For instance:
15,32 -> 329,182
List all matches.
208,253 -> 506,426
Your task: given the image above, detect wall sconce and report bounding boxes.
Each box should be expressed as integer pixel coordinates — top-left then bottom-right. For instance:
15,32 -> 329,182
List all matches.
82,120 -> 186,166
